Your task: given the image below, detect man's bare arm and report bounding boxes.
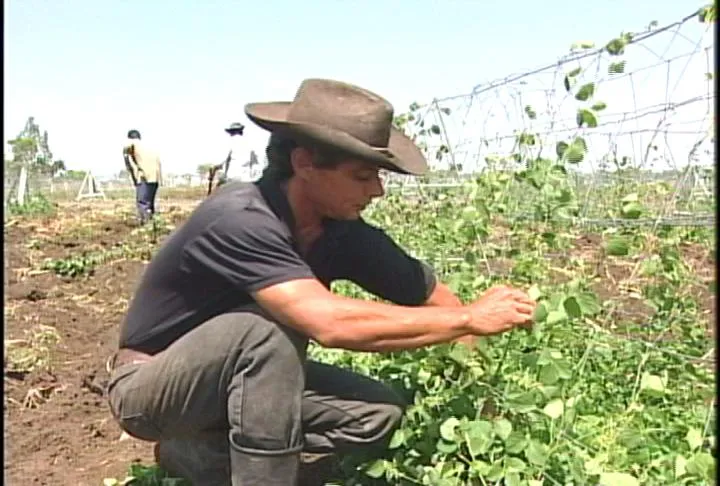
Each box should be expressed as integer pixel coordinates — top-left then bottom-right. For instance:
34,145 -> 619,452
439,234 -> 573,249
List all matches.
425,281 -> 462,307
424,281 -> 476,346
252,279 -> 534,352
253,278 -> 472,352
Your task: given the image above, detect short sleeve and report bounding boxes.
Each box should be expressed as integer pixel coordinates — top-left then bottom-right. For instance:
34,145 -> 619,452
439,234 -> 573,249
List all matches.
332,220 -> 437,306
183,208 -> 316,293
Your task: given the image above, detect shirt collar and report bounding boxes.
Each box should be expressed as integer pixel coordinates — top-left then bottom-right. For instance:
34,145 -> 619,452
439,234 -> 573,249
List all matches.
255,175 -> 296,230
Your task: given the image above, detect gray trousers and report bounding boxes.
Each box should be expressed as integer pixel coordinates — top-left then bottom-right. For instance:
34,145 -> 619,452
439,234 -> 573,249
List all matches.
107,305 -> 405,485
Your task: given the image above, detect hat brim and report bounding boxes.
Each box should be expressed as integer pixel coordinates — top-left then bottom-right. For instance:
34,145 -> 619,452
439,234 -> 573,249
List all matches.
244,102 -> 428,175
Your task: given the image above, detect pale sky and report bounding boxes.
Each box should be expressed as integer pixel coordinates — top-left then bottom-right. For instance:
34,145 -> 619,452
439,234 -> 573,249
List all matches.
5,0 -> 713,179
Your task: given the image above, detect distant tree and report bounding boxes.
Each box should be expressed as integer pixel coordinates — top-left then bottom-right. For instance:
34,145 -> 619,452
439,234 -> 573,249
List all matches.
197,163 -> 214,178
60,170 -> 87,181
7,117 -> 56,175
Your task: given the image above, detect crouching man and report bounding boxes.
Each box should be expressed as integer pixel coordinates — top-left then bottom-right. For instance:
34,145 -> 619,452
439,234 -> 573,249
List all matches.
106,78 -> 536,485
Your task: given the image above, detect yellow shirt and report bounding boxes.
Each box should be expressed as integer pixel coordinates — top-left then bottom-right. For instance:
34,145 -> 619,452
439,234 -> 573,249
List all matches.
123,139 -> 163,184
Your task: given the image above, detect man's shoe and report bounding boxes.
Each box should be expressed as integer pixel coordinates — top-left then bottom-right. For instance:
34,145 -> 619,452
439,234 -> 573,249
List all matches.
153,436 -> 230,485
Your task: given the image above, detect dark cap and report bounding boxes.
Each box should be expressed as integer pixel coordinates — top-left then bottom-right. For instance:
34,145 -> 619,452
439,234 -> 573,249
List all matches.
225,122 -> 245,135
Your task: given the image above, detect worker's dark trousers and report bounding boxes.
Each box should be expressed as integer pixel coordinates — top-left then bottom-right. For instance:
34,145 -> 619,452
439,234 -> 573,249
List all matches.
107,304 -> 406,485
135,181 -> 158,223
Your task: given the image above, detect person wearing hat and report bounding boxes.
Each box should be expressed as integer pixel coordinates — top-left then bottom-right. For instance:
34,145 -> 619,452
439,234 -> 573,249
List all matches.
106,79 -> 536,485
123,129 -> 163,224
207,122 -> 246,194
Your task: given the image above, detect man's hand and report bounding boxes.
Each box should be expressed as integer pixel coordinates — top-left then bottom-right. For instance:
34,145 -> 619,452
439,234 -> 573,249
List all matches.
466,285 -> 536,336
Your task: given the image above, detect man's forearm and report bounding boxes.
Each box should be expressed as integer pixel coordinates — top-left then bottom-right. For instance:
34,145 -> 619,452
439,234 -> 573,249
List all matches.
424,281 -> 476,345
274,293 -> 472,352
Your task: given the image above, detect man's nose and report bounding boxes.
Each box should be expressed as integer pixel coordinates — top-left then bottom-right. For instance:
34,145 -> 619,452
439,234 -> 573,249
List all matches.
368,173 -> 385,198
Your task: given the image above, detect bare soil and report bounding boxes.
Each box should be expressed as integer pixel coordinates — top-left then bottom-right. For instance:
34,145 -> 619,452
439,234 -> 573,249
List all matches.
4,210 -> 157,485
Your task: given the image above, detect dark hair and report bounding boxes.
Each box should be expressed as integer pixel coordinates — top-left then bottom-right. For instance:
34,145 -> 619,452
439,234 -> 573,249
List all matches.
127,129 -> 141,139
262,132 -> 343,181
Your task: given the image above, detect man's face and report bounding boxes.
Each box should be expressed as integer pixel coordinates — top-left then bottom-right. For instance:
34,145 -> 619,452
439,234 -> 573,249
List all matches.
305,159 -> 386,220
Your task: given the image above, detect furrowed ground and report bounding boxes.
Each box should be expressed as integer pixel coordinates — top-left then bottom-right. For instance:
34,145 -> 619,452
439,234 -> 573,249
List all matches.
3,173 -> 715,485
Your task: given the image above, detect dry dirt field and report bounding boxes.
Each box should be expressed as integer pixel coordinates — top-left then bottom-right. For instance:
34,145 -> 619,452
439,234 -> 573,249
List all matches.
4,198 -> 198,485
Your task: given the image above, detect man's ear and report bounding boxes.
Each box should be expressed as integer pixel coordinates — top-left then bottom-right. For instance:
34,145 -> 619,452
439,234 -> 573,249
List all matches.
289,147 -> 315,181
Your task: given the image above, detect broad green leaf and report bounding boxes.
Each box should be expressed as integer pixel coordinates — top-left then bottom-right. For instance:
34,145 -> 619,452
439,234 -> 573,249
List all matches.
576,109 -> 598,128
430,124 -> 441,135
621,202 -> 643,219
364,459 -> 387,478
539,364 -> 559,385
504,457 -> 526,472
525,105 -> 537,120
555,359 -> 573,379
493,418 -> 513,441
505,432 -> 528,454
609,60 -> 626,73
675,454 -> 688,478
563,296 -> 582,318
505,471 -> 522,486
388,428 -> 405,449
699,5 -> 716,22
568,67 -> 582,77
572,41 -> 596,49
599,472 -> 639,486
506,392 -> 537,413
528,284 -> 542,301
605,236 -> 630,256
572,136 -> 588,152
606,38 -> 627,56
461,206 -> 478,221
533,302 -> 549,322
470,460 -> 490,475
576,291 -> 602,315
639,372 -> 665,394
524,440 -> 548,466
686,427 -> 703,450
464,420 -> 494,457
575,83 -> 595,101
543,398 -> 565,419
686,452 -> 715,480
565,144 -> 585,163
485,461 -> 505,481
557,188 -> 573,203
546,309 -> 567,325
585,455 -> 606,475
436,438 -> 458,453
439,417 -> 460,442
569,455 -> 586,482
592,101 -> 607,111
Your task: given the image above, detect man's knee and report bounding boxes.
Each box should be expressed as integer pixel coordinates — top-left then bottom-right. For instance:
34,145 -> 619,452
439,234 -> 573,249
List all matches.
373,401 -> 405,431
